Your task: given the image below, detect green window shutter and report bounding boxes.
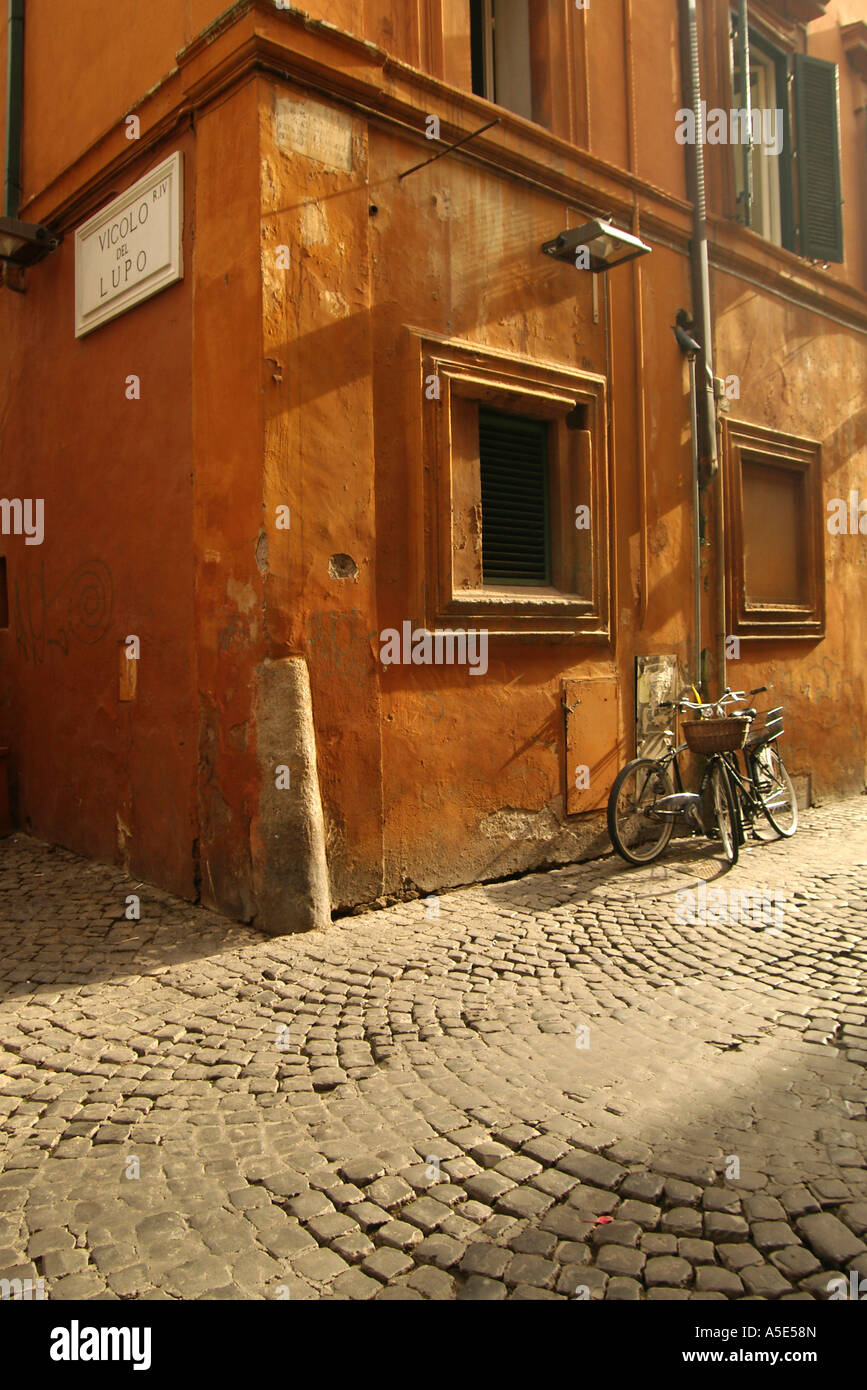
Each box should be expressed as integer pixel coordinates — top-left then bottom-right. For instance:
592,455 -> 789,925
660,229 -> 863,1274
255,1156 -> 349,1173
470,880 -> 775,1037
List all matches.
479,408 -> 550,585
794,54 -> 844,263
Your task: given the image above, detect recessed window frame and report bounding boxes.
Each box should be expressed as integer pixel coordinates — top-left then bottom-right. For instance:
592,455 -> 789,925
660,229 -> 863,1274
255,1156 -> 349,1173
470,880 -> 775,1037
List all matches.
469,0 -> 552,128
412,331 -> 610,642
723,418 -> 826,640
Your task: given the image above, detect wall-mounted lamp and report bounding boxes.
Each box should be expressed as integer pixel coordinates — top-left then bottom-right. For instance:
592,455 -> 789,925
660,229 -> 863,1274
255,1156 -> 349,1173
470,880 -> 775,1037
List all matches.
0,217 -> 60,267
541,217 -> 651,273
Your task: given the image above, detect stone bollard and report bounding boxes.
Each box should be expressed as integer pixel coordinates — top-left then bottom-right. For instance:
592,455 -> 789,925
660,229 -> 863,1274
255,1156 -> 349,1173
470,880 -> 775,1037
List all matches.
251,657 -> 331,935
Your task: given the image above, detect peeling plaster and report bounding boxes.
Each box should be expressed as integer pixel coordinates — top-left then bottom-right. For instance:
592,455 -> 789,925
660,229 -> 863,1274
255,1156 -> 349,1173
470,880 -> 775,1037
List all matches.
227,575 -> 257,612
255,529 -> 270,575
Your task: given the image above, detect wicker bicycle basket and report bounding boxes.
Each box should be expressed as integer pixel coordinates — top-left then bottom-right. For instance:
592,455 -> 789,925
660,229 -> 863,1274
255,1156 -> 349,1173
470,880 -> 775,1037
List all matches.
682,716 -> 750,754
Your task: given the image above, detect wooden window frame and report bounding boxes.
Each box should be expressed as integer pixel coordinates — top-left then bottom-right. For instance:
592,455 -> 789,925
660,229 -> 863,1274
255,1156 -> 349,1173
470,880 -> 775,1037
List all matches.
469,0 -> 553,129
723,419 -> 825,640
728,12 -> 796,251
412,331 -> 610,641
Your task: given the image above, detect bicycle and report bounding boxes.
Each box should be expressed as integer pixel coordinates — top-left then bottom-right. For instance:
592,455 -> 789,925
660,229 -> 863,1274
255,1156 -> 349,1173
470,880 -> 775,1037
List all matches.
711,688 -> 798,842
607,690 -> 745,867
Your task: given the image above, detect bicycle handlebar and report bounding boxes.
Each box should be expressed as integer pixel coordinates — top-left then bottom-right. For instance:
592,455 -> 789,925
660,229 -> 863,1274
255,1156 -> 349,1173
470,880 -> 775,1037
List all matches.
661,684 -> 769,713
658,685 -> 777,732
717,686 -> 767,705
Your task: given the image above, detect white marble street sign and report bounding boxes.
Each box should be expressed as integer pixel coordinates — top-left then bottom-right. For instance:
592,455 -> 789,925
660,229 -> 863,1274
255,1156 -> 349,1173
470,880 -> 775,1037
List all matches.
74,152 -> 183,338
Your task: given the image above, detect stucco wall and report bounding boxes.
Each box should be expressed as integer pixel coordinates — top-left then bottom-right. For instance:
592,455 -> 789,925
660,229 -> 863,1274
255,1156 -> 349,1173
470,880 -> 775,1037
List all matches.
257,80 -> 698,909
0,134 -> 198,897
712,281 -> 867,796
255,2 -> 867,909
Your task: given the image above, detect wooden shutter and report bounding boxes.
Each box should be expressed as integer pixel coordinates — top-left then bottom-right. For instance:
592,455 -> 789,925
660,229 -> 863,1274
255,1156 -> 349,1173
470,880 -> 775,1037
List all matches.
794,54 -> 844,263
479,408 -> 550,584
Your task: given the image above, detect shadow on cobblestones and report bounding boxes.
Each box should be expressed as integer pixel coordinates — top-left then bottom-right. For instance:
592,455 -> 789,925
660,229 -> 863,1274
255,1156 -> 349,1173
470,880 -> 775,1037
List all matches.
0,838 -> 263,1000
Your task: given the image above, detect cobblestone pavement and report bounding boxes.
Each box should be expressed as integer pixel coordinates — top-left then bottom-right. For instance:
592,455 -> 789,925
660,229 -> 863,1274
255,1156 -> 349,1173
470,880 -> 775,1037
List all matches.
1,798 -> 866,1302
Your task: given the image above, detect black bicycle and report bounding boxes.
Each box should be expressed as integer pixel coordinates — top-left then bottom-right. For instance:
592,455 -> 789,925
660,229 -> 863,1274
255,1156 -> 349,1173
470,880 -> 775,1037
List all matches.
607,692 -> 743,867
712,688 -> 798,842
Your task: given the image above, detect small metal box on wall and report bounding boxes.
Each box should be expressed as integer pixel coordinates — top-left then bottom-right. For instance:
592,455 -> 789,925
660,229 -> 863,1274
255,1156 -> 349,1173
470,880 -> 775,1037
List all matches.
562,678 -> 621,814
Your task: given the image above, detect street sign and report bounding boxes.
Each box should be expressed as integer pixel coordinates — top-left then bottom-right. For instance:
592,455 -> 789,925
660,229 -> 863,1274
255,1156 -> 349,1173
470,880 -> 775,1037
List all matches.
74,151 -> 183,338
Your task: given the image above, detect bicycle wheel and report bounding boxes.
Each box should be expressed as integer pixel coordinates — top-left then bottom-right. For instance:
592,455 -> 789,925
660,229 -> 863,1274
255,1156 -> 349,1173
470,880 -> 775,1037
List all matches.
709,759 -> 739,865
754,743 -> 798,837
607,758 -> 675,866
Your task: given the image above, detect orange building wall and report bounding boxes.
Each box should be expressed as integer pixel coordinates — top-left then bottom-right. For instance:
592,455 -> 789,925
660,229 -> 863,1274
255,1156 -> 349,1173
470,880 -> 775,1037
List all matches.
192,79 -> 266,919
10,0 -> 228,204
0,132 -> 198,897
1,0 -> 865,923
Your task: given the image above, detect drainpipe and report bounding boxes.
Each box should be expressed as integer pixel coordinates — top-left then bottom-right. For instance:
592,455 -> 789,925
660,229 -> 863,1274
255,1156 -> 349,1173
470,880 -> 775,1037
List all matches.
737,0 -> 753,228
675,320 -> 702,688
4,0 -> 24,218
687,352 -> 702,689
685,0 -> 717,480
684,0 -> 725,693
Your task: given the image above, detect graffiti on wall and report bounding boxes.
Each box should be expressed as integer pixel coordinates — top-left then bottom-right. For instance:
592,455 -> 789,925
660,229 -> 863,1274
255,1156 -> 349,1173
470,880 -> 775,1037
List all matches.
766,653 -> 860,770
770,652 -> 857,711
12,560 -> 113,664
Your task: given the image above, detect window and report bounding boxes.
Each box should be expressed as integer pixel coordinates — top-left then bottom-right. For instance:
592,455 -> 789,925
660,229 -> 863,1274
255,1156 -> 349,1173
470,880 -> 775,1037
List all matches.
412,332 -> 610,639
745,48 -> 782,244
470,0 -> 549,125
730,19 -> 792,248
742,458 -> 807,605
479,409 -> 551,585
729,12 -> 843,262
723,420 -> 825,639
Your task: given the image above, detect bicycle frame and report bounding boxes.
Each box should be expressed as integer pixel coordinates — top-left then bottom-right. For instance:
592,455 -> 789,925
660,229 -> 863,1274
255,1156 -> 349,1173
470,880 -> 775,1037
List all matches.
641,741 -> 724,837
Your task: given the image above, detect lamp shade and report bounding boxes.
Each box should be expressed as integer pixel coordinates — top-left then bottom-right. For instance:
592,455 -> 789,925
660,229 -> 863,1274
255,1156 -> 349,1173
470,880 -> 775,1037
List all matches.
541,217 -> 651,272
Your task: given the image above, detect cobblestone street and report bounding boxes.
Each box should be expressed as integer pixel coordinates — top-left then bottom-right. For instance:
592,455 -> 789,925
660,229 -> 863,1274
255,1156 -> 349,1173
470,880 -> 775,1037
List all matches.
1,799 -> 866,1302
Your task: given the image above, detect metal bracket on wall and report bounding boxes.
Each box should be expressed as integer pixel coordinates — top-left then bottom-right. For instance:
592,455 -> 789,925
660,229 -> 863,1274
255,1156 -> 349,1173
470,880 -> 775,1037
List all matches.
398,118 -> 500,180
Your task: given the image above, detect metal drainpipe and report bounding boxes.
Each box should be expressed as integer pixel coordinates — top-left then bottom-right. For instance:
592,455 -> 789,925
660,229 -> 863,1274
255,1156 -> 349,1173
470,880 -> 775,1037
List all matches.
624,0 -> 649,630
687,350 -> 701,688
685,0 -> 725,694
4,0 -> 24,218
